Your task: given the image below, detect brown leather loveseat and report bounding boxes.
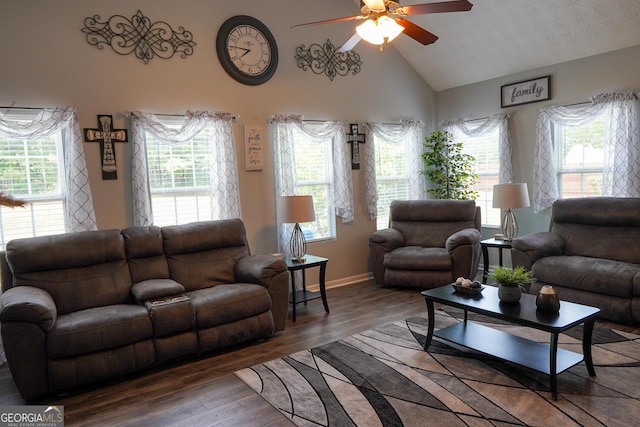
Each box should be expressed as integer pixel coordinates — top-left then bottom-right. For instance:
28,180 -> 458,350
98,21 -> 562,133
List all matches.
511,197 -> 640,325
0,219 -> 289,401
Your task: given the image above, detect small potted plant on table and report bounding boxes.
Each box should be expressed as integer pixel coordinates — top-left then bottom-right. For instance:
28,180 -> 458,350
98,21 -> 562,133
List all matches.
490,266 -> 534,303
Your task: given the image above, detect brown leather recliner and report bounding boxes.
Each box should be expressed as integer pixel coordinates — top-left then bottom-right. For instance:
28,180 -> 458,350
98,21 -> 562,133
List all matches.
369,199 -> 482,289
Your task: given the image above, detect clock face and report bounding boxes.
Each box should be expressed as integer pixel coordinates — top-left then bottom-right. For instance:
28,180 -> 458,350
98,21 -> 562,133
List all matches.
216,16 -> 278,85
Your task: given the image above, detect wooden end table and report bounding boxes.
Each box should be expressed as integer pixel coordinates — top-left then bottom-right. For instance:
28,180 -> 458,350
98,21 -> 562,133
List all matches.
481,238 -> 512,284
284,254 -> 329,322
422,285 -> 600,400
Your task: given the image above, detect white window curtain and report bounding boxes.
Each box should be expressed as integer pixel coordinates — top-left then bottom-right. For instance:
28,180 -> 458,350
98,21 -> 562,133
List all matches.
130,110 -> 241,226
441,113 -> 514,184
533,91 -> 639,212
271,114 -> 353,251
0,106 -> 97,231
362,120 -> 425,220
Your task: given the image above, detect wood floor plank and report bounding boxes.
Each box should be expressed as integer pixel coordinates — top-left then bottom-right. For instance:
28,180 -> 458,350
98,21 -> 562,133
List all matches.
0,281 -> 638,426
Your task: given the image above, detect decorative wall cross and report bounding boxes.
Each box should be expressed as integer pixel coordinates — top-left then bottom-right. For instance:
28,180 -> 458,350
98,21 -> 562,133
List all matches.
84,115 -> 128,180
346,123 -> 365,170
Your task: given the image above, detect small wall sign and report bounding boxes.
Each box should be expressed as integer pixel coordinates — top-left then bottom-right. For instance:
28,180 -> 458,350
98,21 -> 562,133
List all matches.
244,125 -> 263,171
501,75 -> 550,108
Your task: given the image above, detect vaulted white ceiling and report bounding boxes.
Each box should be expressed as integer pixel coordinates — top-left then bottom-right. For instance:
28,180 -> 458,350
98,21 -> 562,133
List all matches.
347,0 -> 640,91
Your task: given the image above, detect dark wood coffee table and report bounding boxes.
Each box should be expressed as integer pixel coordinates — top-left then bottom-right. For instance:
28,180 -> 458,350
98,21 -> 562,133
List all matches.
421,285 -> 600,400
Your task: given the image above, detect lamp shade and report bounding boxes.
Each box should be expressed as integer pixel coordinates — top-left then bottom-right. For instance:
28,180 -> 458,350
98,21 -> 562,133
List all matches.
277,195 -> 315,224
492,183 -> 530,209
356,16 -> 404,45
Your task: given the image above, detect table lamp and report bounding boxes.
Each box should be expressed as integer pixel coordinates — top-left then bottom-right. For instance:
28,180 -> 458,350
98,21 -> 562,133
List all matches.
277,195 -> 315,262
492,183 -> 530,241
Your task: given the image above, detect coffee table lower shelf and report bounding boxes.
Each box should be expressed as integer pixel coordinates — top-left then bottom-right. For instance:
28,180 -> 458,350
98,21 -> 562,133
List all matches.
435,321 -> 585,375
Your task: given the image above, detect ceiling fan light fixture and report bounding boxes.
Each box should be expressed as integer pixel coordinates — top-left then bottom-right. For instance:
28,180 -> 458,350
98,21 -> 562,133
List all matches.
356,19 -> 384,44
356,16 -> 404,45
377,16 -> 404,42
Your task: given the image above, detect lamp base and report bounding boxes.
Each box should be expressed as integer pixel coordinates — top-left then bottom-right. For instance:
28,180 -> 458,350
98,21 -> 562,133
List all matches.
502,208 -> 518,241
289,223 -> 307,262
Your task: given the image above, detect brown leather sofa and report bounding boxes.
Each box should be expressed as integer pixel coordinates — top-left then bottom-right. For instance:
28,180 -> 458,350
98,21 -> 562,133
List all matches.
0,219 -> 289,401
511,197 -> 640,325
369,199 -> 482,289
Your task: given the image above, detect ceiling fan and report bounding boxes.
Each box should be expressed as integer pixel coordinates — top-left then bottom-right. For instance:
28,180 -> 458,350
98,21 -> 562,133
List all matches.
292,0 -> 473,52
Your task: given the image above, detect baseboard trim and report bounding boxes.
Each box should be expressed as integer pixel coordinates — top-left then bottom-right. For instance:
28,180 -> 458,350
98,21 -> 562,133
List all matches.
306,273 -> 372,292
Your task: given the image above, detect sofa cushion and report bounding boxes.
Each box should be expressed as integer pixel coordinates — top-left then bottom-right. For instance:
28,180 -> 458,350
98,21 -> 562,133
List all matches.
390,200 -> 478,247
550,197 -> 640,264
5,230 -> 132,315
384,247 -> 452,271
47,304 -> 152,358
162,220 -> 250,291
532,256 -> 640,298
122,226 -> 170,283
186,284 -> 272,328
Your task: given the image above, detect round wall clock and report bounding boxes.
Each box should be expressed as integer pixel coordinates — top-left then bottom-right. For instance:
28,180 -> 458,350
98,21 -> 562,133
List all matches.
216,15 -> 279,86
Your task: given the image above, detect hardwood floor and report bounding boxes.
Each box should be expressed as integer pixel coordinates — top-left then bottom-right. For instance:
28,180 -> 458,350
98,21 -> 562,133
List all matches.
1,281 -> 638,426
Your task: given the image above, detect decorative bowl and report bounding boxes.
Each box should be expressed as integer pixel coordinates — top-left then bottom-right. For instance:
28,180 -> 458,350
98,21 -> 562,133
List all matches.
452,283 -> 484,295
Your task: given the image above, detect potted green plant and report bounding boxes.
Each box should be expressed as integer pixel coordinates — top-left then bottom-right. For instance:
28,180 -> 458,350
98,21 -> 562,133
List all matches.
490,266 -> 535,303
420,130 -> 479,200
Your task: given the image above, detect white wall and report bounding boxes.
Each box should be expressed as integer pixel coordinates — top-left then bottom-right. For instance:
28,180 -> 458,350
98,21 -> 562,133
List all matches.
437,45 -> 640,238
0,1 -> 437,284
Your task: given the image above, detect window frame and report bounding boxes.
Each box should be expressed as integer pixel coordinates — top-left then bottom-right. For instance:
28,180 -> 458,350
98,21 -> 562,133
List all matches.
459,128 -> 501,227
0,114 -> 66,248
553,112 -> 606,199
290,124 -> 336,242
143,116 -> 215,226
372,131 -> 412,230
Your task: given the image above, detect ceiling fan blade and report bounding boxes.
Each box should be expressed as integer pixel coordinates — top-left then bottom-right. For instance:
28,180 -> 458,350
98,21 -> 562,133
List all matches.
338,33 -> 362,52
399,0 -> 473,16
361,0 -> 386,12
395,18 -> 439,45
291,15 -> 364,29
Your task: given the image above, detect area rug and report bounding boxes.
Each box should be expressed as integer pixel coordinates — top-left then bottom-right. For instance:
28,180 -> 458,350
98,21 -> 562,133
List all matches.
235,308 -> 640,426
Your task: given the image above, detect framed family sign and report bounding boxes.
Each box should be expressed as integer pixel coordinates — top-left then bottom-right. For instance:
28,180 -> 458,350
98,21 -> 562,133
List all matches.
501,75 -> 551,108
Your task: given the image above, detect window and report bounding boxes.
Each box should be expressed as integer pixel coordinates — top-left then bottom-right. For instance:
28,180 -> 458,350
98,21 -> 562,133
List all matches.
374,133 -> 411,230
555,114 -> 605,198
460,128 -> 501,226
291,125 -> 335,241
144,118 -> 215,226
0,127 -> 65,249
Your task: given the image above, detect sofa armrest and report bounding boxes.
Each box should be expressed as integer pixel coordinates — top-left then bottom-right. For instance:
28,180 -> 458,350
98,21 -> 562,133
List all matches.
369,228 -> 404,252
511,232 -> 566,270
446,228 -> 482,280
0,286 -> 57,332
445,228 -> 481,253
235,255 -> 289,332
368,228 -> 405,285
235,255 -> 288,287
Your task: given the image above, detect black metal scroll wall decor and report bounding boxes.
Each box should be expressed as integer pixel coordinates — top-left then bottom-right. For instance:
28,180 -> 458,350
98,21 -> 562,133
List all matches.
295,40 -> 362,81
81,10 -> 196,64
